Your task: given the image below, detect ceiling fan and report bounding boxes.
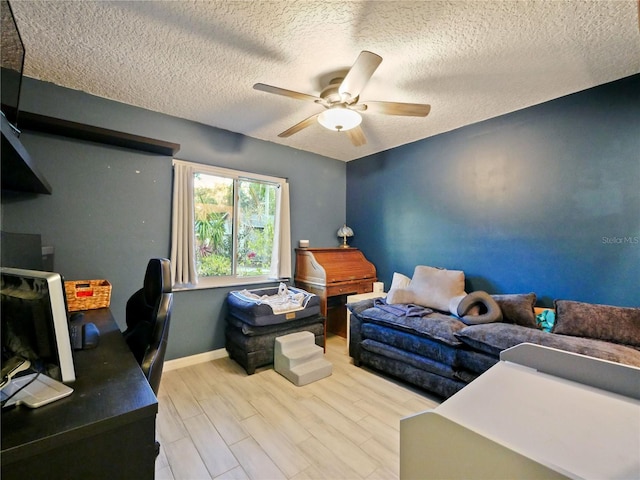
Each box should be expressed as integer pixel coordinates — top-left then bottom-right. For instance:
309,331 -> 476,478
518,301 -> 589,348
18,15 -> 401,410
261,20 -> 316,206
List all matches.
253,51 -> 431,147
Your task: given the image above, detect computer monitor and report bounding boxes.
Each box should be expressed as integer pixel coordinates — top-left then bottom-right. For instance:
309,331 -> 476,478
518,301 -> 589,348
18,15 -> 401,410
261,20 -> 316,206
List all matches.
1,267 -> 76,383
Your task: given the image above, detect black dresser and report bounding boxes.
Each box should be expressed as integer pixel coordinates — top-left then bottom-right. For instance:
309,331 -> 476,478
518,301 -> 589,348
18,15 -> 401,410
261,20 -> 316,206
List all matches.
1,308 -> 158,480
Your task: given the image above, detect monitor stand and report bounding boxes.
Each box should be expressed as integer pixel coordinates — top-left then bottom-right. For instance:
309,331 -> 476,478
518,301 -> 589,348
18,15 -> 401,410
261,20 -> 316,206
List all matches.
1,373 -> 73,409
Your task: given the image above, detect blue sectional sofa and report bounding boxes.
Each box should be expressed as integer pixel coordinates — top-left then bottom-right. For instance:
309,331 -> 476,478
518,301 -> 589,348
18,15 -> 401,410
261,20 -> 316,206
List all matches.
348,293 -> 640,399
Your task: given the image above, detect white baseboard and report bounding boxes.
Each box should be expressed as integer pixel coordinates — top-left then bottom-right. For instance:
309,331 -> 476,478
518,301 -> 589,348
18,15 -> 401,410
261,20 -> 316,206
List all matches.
163,347 -> 228,372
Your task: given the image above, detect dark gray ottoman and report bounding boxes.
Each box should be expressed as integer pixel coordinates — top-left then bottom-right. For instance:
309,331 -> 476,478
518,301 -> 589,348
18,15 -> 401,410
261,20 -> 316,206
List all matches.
225,313 -> 325,374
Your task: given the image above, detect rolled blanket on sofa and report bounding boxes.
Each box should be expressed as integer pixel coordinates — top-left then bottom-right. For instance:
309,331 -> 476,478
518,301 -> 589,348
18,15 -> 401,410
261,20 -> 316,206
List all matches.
456,291 -> 503,325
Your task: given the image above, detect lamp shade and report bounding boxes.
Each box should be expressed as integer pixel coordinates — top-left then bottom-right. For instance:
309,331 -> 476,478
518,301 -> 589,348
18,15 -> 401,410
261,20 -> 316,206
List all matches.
318,107 -> 362,132
337,224 -> 354,238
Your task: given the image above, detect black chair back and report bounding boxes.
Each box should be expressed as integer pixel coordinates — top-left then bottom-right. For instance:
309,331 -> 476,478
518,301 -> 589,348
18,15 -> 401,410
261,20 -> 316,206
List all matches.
123,258 -> 172,365
141,292 -> 173,395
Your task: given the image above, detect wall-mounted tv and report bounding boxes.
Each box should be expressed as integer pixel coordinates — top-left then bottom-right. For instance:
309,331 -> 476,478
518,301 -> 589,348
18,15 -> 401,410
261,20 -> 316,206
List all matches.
1,0 -> 25,128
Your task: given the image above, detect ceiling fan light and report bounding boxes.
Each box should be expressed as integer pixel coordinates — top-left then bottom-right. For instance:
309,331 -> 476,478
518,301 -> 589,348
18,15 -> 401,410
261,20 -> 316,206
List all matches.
318,107 -> 362,132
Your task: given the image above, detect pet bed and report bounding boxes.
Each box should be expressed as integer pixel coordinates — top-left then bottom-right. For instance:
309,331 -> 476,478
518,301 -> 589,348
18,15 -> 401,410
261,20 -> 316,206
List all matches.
227,283 -> 321,326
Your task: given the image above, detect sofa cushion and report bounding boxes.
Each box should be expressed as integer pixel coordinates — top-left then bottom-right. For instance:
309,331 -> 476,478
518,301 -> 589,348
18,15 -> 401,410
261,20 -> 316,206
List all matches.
386,265 -> 465,313
455,323 -> 543,356
492,293 -> 537,328
360,306 -> 466,346
362,323 -> 460,366
553,300 -> 640,348
456,349 -> 500,374
361,339 -> 458,379
455,323 -> 640,367
454,369 -> 480,383
359,350 -> 466,399
346,298 -> 377,316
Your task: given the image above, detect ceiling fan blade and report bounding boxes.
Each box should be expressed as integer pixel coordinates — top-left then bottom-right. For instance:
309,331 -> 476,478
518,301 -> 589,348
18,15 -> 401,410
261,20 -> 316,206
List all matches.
277,113 -> 320,138
346,125 -> 367,147
254,83 -> 321,102
362,101 -> 431,117
339,51 -> 383,100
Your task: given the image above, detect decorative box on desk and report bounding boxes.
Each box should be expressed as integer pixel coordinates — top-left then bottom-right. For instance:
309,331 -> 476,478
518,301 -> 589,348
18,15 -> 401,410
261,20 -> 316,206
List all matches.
295,248 -> 376,337
64,279 -> 112,311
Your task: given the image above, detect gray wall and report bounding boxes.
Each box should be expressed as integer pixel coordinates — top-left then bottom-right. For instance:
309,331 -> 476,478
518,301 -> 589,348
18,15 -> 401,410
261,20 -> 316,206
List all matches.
347,75 -> 640,308
1,78 -> 346,359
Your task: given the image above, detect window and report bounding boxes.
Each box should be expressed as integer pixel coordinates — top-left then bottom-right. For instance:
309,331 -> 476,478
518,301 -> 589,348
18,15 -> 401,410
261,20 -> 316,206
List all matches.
171,160 -> 291,289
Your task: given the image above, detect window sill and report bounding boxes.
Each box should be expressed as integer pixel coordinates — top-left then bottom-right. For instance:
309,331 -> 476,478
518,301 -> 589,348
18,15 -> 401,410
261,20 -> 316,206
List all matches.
172,277 -> 290,292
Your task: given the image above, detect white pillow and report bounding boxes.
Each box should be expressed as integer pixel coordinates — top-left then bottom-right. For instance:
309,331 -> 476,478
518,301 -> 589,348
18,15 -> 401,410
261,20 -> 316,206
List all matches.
386,265 -> 466,313
390,272 -> 411,289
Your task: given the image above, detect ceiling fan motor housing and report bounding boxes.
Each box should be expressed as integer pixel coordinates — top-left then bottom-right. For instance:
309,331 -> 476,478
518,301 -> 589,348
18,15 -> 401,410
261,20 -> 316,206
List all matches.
321,79 -> 350,104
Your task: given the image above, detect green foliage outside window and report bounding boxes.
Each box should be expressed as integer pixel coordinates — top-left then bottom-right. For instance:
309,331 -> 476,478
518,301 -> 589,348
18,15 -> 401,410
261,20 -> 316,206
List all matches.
193,174 -> 277,278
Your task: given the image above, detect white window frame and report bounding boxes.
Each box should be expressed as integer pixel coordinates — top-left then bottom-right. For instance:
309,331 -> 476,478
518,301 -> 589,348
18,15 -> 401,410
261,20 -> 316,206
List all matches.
171,159 -> 291,290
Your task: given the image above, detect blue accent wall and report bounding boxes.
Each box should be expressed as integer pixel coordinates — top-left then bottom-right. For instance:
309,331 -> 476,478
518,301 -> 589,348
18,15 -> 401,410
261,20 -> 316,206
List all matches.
1,78 -> 347,359
347,75 -> 640,307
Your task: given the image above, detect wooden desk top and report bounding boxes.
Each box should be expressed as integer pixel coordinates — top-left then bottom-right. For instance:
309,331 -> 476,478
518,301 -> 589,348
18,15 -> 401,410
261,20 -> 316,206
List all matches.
1,308 -> 158,465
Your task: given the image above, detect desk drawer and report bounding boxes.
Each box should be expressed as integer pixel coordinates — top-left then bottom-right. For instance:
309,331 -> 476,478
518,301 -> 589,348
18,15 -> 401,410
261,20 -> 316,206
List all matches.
326,281 -> 372,297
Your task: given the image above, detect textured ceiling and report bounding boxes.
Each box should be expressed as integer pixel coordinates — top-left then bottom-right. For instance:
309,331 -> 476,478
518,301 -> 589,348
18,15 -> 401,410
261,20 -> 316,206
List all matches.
9,0 -> 640,162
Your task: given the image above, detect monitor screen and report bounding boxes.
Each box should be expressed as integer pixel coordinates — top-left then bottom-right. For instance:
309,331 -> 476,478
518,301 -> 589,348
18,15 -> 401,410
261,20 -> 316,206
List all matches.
1,268 -> 76,383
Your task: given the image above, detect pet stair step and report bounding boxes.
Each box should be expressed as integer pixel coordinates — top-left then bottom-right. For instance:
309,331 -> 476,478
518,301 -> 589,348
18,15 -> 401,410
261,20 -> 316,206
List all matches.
276,331 -> 318,351
274,331 -> 332,386
286,358 -> 333,386
277,345 -> 323,369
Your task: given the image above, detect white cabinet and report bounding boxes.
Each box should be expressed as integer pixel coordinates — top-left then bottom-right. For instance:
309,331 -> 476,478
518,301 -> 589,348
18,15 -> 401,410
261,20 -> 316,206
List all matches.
400,343 -> 640,479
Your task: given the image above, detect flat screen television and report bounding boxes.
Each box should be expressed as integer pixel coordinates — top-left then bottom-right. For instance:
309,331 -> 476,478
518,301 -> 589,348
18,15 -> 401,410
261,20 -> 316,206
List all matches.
1,267 -> 76,383
1,0 -> 25,128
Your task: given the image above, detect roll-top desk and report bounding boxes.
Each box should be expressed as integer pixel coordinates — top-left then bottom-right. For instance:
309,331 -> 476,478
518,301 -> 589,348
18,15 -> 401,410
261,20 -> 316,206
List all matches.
295,248 -> 376,337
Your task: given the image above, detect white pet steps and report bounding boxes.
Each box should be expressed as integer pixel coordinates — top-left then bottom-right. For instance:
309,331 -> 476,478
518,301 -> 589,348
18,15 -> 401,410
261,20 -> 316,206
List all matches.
274,331 -> 332,386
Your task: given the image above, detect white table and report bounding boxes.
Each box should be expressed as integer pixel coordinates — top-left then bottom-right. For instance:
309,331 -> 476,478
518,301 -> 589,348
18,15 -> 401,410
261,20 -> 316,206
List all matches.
400,343 -> 640,479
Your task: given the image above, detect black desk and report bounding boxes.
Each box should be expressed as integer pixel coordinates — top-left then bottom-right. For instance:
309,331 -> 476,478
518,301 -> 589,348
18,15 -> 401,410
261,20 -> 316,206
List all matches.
1,309 -> 158,480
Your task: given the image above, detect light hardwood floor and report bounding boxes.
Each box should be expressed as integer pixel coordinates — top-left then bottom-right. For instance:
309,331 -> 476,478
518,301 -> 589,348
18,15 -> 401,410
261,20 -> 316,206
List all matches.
155,334 -> 440,480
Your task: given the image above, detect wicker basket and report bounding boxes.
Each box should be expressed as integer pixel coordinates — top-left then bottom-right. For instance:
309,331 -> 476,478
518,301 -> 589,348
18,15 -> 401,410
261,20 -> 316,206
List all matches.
64,279 -> 112,312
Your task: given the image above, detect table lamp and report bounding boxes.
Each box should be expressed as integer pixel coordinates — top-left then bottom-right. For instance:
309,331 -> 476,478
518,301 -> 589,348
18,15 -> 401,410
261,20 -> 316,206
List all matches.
337,224 -> 354,248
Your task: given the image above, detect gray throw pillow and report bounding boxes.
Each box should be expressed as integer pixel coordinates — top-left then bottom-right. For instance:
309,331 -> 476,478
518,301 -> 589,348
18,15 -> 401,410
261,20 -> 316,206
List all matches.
491,293 -> 537,328
553,300 -> 640,347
